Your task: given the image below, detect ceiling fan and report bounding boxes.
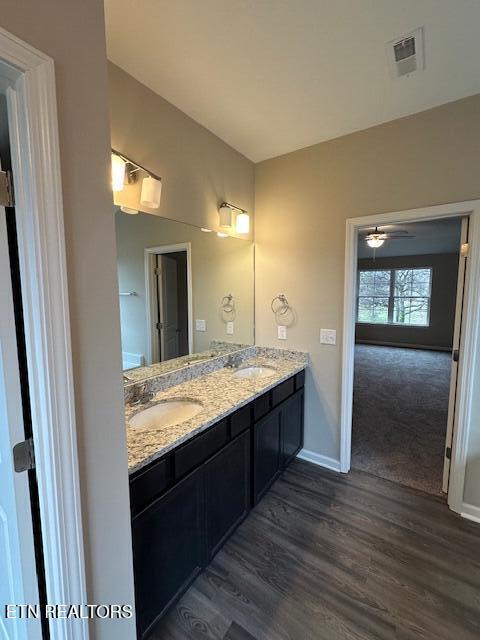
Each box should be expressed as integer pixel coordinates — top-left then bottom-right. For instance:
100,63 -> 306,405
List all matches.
361,226 -> 415,248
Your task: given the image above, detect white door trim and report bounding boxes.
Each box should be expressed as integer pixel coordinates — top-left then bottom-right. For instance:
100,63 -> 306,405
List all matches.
145,242 -> 193,363
1,27 -> 88,640
340,200 -> 480,515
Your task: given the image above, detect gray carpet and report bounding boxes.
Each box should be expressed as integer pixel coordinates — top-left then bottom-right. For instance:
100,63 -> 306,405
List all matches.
352,345 -> 451,496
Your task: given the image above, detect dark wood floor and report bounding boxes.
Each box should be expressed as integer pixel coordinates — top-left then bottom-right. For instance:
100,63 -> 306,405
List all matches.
149,459 -> 480,640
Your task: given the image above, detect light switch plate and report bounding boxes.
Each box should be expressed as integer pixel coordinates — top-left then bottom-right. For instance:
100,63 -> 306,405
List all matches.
226,321 -> 234,335
320,328 -> 336,345
277,325 -> 287,340
195,319 -> 206,332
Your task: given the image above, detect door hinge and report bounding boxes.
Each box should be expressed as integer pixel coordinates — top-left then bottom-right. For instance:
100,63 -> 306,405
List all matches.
452,349 -> 460,363
461,242 -> 469,257
445,446 -> 452,460
0,169 -> 14,207
156,322 -> 163,330
154,267 -> 162,276
13,438 -> 35,472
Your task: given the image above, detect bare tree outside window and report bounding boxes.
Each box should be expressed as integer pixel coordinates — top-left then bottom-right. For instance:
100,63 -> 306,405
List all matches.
357,267 -> 432,326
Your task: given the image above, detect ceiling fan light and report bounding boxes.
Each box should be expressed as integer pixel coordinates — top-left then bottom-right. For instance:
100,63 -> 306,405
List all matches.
367,237 -> 385,248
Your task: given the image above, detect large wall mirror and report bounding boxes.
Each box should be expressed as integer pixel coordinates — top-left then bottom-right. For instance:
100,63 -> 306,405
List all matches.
116,208 -> 254,380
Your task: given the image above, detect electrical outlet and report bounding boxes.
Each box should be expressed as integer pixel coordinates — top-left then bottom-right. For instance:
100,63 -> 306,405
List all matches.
320,328 -> 336,345
277,325 -> 287,340
195,319 -> 206,332
226,321 -> 234,335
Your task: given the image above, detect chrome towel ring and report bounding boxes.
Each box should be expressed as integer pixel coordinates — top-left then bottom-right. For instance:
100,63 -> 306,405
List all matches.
221,293 -> 235,314
271,294 -> 290,316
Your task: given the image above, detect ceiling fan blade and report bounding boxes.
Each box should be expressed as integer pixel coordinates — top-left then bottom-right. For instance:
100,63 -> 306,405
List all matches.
382,235 -> 416,240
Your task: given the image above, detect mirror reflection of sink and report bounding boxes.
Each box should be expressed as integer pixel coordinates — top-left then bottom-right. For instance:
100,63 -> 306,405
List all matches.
129,400 -> 203,430
233,366 -> 276,380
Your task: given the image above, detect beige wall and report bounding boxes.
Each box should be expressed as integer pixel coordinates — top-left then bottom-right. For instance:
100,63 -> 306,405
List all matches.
115,211 -> 254,360
255,95 -> 480,503
108,63 -> 255,237
1,2 -> 136,638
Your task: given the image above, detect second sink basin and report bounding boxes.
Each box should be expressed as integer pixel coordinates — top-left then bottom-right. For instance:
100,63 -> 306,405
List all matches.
129,400 -> 203,430
233,365 -> 276,380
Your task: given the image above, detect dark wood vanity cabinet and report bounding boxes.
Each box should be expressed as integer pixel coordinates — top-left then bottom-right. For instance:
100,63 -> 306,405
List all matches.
253,386 -> 305,504
132,468 -> 203,635
130,371 -> 305,638
281,388 -> 304,467
253,407 -> 281,503
204,430 -> 250,560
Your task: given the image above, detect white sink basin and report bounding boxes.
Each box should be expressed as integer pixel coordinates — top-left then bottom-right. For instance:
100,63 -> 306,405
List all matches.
233,366 -> 276,380
129,400 -> 202,430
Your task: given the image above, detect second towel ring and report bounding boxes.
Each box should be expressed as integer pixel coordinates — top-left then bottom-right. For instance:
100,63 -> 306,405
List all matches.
221,293 -> 235,314
271,294 -> 290,316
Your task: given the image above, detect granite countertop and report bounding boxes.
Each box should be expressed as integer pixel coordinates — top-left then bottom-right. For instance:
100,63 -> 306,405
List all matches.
126,355 -> 306,475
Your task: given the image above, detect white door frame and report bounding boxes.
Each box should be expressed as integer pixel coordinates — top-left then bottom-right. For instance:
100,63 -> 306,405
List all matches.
1,28 -> 88,640
340,199 -> 480,516
145,242 -> 193,363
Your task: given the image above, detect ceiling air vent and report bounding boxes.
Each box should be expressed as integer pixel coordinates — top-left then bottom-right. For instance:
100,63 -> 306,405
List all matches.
386,27 -> 425,79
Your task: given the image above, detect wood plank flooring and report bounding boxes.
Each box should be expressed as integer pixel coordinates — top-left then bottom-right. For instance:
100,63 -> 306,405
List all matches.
148,459 -> 480,640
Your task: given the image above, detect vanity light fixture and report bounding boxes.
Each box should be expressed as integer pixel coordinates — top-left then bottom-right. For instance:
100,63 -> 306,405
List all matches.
111,148 -> 162,207
120,206 -> 139,215
218,201 -> 250,234
201,228 -> 212,233
217,231 -> 228,238
111,153 -> 126,191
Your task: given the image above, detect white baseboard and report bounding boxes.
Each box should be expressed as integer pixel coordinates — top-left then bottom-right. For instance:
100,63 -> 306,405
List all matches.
461,502 -> 480,524
296,448 -> 341,473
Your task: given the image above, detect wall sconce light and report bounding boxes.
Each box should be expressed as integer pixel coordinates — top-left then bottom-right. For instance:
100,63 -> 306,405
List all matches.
219,204 -> 232,228
140,176 -> 162,209
218,202 -> 250,234
111,148 -> 162,209
236,212 -> 250,234
111,153 -> 126,192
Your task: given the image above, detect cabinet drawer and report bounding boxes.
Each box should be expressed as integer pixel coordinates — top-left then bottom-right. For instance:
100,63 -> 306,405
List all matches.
130,457 -> 169,515
253,392 -> 270,422
174,419 -> 228,480
271,377 -> 295,407
295,369 -> 305,391
230,404 -> 251,438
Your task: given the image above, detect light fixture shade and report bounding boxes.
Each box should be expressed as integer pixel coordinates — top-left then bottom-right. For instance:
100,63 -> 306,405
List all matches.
140,176 -> 162,208
367,237 -> 385,248
120,206 -> 139,215
217,231 -> 228,238
236,212 -> 250,234
111,153 -> 126,192
219,205 -> 232,228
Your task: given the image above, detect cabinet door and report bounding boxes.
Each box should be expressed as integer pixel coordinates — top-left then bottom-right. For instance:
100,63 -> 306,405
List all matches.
204,431 -> 250,560
281,389 -> 304,468
253,408 -> 281,503
132,469 -> 203,638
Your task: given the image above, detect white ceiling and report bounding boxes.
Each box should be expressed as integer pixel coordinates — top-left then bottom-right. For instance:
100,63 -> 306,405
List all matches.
104,0 -> 480,162
357,218 -> 463,258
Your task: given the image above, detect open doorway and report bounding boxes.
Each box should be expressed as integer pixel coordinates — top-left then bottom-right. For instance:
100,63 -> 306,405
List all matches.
340,201 -> 480,515
145,243 -> 192,364
351,217 -> 465,495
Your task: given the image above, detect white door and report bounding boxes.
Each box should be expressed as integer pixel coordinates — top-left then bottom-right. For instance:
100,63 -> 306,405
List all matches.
157,254 -> 180,360
0,205 -> 42,638
443,216 -> 469,493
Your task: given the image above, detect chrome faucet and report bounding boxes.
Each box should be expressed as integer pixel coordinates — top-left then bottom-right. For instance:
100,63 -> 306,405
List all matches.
225,354 -> 242,369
